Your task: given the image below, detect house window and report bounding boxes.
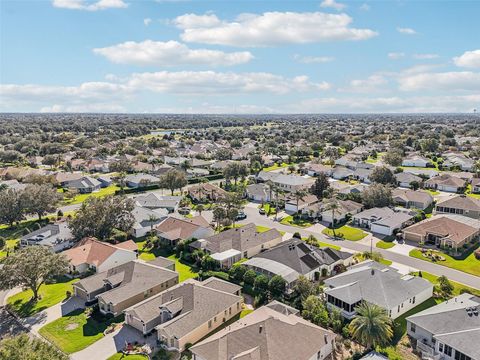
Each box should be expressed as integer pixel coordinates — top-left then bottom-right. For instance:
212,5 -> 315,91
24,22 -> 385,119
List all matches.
412,296 -> 416,304
455,350 -> 471,360
229,307 -> 232,315
439,343 -> 444,353
208,320 -> 212,329
443,345 -> 452,357
410,323 -> 416,333
398,305 -> 400,312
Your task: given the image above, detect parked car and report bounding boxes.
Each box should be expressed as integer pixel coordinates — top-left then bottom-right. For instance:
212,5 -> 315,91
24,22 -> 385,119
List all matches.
236,212 -> 247,220
259,208 -> 266,215
178,207 -> 190,215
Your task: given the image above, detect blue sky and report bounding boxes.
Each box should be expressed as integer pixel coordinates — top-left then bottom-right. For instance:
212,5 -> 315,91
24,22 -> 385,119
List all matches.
1,0 -> 479,113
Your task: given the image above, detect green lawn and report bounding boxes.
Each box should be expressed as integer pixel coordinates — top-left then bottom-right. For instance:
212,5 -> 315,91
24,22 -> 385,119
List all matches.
39,309 -> 123,354
0,239 -> 19,259
62,185 -> 121,205
263,163 -> 290,172
107,354 -> 148,360
409,248 -> 480,277
322,225 -> 367,241
259,203 -> 276,215
280,215 -> 312,228
7,277 -> 78,317
425,189 -> 440,196
302,237 -> 341,250
239,309 -> 253,318
412,271 -> 480,297
376,240 -> 396,249
465,184 -> 480,199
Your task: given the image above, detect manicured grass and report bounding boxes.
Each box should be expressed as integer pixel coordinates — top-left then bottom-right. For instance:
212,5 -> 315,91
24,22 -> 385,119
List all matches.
465,184 -> 480,199
376,240 -> 396,249
167,254 -> 198,282
39,309 -> 123,354
425,189 -> 440,196
263,163 -> 290,172
107,354 -> 148,360
412,271 -> 480,297
280,215 -> 312,228
259,203 -> 276,215
302,237 -> 341,250
0,239 -> 19,259
239,309 -> 253,318
7,277 -> 79,317
379,258 -> 393,266
63,185 -> 121,205
409,248 -> 480,277
322,225 -> 367,241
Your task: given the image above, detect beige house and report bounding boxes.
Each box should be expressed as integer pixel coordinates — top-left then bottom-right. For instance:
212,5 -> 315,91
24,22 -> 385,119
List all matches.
63,237 -> 138,274
190,223 -> 283,268
403,215 -> 480,249
124,278 -> 242,352
435,195 -> 480,219
73,260 -> 178,316
190,301 -> 336,360
156,216 -> 214,246
425,174 -> 466,193
188,183 -> 227,203
392,188 -> 434,210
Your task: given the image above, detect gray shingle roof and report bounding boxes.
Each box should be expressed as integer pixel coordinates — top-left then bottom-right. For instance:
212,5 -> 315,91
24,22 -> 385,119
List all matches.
324,261 -> 432,309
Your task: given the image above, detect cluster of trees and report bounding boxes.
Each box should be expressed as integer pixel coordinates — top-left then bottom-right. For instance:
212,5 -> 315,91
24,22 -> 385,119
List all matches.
0,334 -> 68,360
212,192 -> 245,230
0,184 -> 62,226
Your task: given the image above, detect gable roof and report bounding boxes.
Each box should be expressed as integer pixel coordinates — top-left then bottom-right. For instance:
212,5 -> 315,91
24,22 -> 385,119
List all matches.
392,188 -> 433,205
436,195 -> 480,212
196,223 -> 281,254
21,222 -> 73,247
190,303 -> 335,360
156,216 -> 210,241
63,237 -> 136,268
324,261 -> 432,309
407,293 -> 480,360
425,173 -> 465,188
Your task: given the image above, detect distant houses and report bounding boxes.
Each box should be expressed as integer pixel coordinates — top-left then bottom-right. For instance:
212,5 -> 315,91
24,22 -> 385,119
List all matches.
20,221 -> 74,253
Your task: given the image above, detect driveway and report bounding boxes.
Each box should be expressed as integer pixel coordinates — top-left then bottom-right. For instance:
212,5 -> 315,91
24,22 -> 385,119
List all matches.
71,324 -> 157,360
239,203 -> 480,289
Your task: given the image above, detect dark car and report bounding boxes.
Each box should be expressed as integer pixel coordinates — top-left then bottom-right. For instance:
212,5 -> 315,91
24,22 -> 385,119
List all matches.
236,212 -> 247,220
259,208 -> 266,215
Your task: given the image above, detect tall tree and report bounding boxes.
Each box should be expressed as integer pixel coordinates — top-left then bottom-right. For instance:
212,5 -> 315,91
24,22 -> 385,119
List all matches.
362,183 -> 393,209
0,189 -> 25,227
369,166 -> 396,185
0,246 -> 69,301
0,334 -> 68,360
310,173 -> 330,198
68,195 -> 135,240
349,302 -> 394,349
293,189 -> 308,217
160,169 -> 188,195
22,184 -> 62,220
326,199 -> 339,238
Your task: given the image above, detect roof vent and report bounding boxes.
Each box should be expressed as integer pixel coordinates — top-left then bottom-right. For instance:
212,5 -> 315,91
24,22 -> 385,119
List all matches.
473,307 -> 479,316
466,307 -> 473,316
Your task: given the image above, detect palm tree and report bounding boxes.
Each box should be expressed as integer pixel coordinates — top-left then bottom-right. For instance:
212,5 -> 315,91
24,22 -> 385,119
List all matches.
326,199 -> 339,238
266,180 -> 275,216
148,214 -> 159,233
349,301 -> 394,349
293,189 -> 307,220
274,186 -> 284,221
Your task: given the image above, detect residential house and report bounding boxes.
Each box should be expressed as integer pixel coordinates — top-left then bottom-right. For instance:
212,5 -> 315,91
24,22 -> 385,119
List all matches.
284,194 -> 318,214
331,167 -> 354,180
97,175 -> 112,188
407,293 -> 480,360
395,172 -> 423,188
63,237 -> 138,274
125,173 -> 161,188
402,168 -> 439,179
392,188 -> 434,210
188,183 -> 227,203
124,278 -> 242,352
435,195 -> 480,219
324,261 -> 433,320
472,178 -> 480,194
132,206 -> 168,238
246,183 -> 271,203
20,222 -> 74,253
190,301 -> 336,360
0,179 -> 27,191
352,168 -> 373,184
305,163 -> 333,177
352,207 -> 414,236
156,216 -> 214,246
273,174 -> 315,193
402,215 -> 480,249
402,154 -> 432,168
73,260 -> 178,315
425,174 -> 466,193
64,176 -> 101,194
134,193 -> 181,213
442,152 -> 475,171
190,223 -> 283,268
244,239 -> 354,291
303,199 -> 363,226
147,256 -> 176,272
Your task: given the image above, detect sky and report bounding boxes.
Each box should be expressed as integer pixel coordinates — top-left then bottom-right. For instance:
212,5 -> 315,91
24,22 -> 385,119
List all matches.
0,0 -> 479,114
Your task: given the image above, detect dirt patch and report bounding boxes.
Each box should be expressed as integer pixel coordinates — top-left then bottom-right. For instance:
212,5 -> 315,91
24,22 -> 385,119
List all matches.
65,323 -> 79,331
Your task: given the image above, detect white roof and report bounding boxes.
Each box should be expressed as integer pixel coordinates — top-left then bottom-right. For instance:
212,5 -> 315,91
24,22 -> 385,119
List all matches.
211,249 -> 242,261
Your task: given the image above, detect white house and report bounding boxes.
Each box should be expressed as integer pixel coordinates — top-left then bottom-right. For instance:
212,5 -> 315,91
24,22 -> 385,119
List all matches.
402,154 -> 432,168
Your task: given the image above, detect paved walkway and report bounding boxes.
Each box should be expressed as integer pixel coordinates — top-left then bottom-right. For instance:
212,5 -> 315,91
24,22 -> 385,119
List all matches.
239,203 -> 480,289
71,325 -> 157,360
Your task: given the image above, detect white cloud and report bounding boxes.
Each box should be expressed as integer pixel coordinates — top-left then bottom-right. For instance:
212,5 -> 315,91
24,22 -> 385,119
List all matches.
342,74 -> 388,93
398,71 -> 480,91
143,18 -> 152,26
320,0 -> 346,11
397,27 -> 416,35
93,40 -> 254,66
453,49 -> 480,68
52,0 -> 128,11
388,52 -> 405,60
359,3 -> 370,11
174,11 -> 378,47
293,54 -> 334,64
412,53 -> 439,60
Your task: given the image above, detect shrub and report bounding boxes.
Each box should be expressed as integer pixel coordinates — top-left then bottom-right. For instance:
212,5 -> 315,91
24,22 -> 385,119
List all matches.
243,269 -> 257,285
109,228 -> 127,243
293,232 -> 302,239
0,236 -> 5,249
22,228 -> 30,236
